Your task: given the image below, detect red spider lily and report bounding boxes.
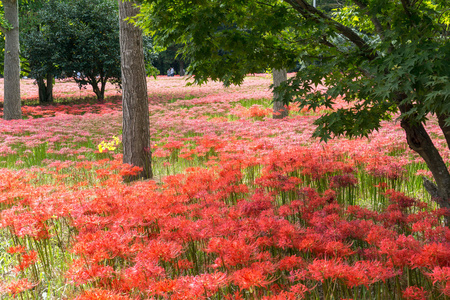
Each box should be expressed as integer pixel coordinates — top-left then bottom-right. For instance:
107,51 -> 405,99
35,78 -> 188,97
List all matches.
7,245 -> 26,254
323,240 -> 355,258
224,291 -> 244,300
190,272 -> 228,296
232,104 -> 272,119
441,282 -> 450,297
205,237 -> 259,267
413,243 -> 450,268
344,260 -> 400,287
378,235 -> 421,268
289,283 -> 310,298
346,205 -> 379,220
365,224 -> 397,246
113,264 -> 165,292
329,174 -> 358,189
118,164 -> 143,177
402,286 -> 428,300
150,278 -> 177,297
232,267 -> 274,290
15,250 -> 38,272
308,259 -> 400,288
66,258 -> 115,285
261,290 -> 305,300
337,219 -> 375,241
0,207 -> 51,240
278,255 -> 306,271
384,190 -> 417,210
364,156 -> 406,179
288,269 -> 308,282
136,239 -> 184,263
374,182 -> 388,189
163,140 -> 184,151
308,259 -> 348,282
71,231 -> 135,263
427,266 -> 450,290
0,278 -> 37,297
166,272 -> 228,300
238,199 -> 273,217
176,259 -> 194,270
73,288 -> 136,300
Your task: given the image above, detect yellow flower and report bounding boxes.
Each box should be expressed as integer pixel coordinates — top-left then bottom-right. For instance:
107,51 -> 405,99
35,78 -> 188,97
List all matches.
97,136 -> 121,153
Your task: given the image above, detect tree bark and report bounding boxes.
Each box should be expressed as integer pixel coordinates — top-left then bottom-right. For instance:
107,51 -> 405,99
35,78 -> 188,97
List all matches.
272,69 -> 289,119
399,110 -> 450,214
179,60 -> 185,76
3,0 -> 22,120
37,74 -> 54,104
438,113 -> 450,150
119,0 -> 153,181
91,80 -> 104,102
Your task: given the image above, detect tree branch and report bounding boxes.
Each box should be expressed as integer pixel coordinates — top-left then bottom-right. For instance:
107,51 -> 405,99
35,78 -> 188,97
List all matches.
352,0 -> 386,40
319,36 -> 336,48
284,0 -> 376,60
400,0 -> 412,19
423,176 -> 440,199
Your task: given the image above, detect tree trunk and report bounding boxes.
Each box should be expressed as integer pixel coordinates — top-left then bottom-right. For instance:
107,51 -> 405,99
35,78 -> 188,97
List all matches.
272,69 -> 288,119
37,74 -> 54,104
399,108 -> 450,221
91,81 -> 104,102
179,60 -> 185,76
46,73 -> 53,103
438,113 -> 450,151
119,0 -> 153,181
3,0 -> 21,120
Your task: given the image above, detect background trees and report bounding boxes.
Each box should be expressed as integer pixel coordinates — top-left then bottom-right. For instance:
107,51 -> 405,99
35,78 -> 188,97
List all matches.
21,29 -> 58,103
139,0 -> 450,209
21,0 -> 121,102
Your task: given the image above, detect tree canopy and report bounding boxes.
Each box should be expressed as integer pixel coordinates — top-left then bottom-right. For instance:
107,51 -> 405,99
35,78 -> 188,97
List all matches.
139,0 -> 450,210
22,0 -> 121,101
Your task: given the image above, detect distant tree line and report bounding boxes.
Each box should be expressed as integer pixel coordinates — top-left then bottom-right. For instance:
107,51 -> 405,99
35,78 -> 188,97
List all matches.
0,0 -> 179,104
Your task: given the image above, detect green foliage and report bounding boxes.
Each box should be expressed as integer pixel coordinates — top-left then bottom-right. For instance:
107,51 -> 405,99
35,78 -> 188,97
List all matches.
0,14 -> 12,31
143,35 -> 161,77
0,0 -> 14,31
139,0 -> 300,85
139,0 -> 450,138
21,29 -> 58,79
22,0 -> 121,100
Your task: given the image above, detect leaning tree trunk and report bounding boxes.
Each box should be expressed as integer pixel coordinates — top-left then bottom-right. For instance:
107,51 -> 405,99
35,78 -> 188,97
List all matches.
272,69 -> 288,119
399,104 -> 450,223
119,0 -> 153,181
3,0 -> 22,120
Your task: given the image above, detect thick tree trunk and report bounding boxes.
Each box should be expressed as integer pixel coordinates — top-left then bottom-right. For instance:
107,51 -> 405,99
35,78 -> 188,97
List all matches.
119,0 -> 153,181
37,74 -> 54,104
273,69 -> 288,119
438,113 -> 450,150
399,109 -> 450,217
3,0 -> 21,120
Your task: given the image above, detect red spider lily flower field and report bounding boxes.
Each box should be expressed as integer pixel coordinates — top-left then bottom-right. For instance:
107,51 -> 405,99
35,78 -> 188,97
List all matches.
0,75 -> 448,299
